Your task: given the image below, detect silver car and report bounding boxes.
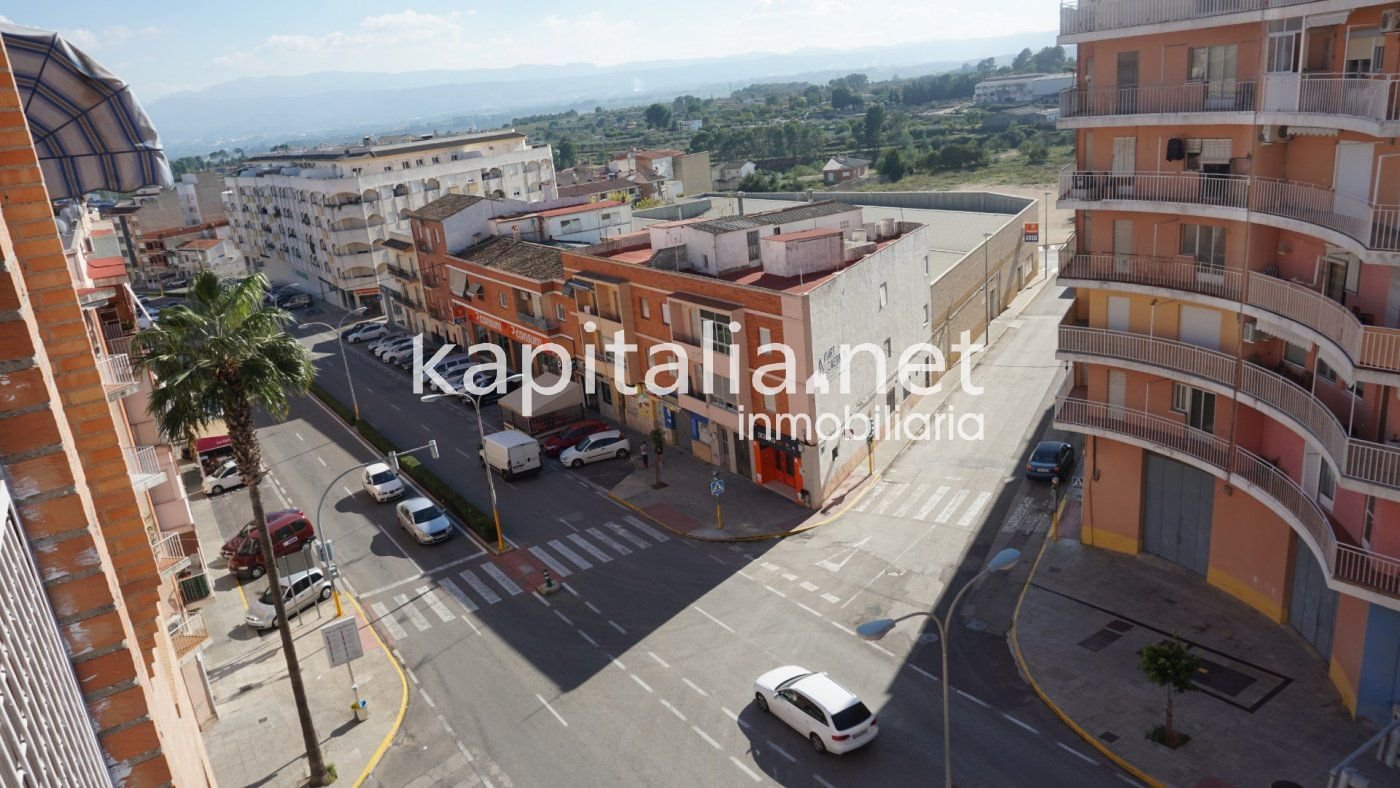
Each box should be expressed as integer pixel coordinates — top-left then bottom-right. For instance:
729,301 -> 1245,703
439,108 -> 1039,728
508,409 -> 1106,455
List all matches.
245,568 -> 332,630
395,497 -> 452,544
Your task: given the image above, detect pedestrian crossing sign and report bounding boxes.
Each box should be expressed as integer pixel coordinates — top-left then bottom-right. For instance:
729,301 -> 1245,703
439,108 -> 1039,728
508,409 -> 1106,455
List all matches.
710,479 -> 725,496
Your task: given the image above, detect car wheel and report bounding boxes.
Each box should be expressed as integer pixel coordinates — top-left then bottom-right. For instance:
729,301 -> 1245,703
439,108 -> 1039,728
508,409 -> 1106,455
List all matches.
210,484 -> 224,495
754,693 -> 768,712
810,733 -> 826,753
249,565 -> 265,580
319,586 -> 332,601
616,448 -> 629,459
570,459 -> 583,469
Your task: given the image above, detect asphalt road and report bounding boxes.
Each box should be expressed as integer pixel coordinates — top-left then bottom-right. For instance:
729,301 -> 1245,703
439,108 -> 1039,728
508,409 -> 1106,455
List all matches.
199,284 -> 1133,787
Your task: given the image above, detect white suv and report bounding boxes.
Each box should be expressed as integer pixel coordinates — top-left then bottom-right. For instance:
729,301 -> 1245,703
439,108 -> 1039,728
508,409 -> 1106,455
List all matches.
753,666 -> 877,754
560,430 -> 630,468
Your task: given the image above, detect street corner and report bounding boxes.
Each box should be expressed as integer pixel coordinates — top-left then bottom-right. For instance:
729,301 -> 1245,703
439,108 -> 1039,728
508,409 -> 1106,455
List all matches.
496,548 -> 552,591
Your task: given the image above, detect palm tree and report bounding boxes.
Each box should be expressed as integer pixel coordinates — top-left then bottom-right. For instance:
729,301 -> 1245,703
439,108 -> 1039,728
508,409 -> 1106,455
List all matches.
133,271 -> 331,784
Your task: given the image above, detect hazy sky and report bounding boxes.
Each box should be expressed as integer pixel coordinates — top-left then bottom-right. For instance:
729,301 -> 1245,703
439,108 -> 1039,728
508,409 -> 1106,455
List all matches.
3,1 -> 1060,102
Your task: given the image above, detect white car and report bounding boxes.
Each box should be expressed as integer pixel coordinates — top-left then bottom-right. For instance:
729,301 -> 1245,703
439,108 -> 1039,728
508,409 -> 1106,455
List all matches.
382,341 -> 424,365
368,333 -> 408,354
361,462 -> 405,502
560,430 -> 630,468
753,666 -> 878,754
374,337 -> 416,360
395,497 -> 452,544
344,322 -> 388,343
245,568 -> 333,630
202,460 -> 245,496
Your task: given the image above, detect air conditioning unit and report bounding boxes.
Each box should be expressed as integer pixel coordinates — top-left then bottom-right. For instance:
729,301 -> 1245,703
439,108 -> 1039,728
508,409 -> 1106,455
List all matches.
1381,8 -> 1400,33
1259,125 -> 1292,144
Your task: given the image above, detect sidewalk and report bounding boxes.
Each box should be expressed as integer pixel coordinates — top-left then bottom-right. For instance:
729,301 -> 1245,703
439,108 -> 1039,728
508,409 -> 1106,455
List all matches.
1014,522 -> 1381,786
189,472 -> 404,787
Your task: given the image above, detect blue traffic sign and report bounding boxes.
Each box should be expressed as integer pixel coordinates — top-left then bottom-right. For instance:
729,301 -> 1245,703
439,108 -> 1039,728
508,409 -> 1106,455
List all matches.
710,479 -> 725,496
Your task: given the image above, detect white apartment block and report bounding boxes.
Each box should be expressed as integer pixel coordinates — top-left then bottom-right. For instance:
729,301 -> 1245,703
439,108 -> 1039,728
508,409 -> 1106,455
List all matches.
223,130 -> 557,313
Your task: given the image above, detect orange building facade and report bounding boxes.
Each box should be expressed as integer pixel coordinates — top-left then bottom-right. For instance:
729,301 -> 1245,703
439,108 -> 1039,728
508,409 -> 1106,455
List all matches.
1057,0 -> 1400,720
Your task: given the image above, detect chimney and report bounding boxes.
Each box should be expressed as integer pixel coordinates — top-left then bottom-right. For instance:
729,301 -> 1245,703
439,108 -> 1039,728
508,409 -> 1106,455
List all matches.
512,224 -> 522,241
737,192 -> 745,216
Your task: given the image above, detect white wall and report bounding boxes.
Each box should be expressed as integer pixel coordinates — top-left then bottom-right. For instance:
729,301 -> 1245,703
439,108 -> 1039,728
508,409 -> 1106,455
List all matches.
760,234 -> 843,279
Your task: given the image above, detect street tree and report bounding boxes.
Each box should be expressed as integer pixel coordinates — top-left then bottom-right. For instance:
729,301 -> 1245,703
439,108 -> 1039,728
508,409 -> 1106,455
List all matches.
649,429 -> 665,488
1138,636 -> 1201,748
132,272 -> 328,783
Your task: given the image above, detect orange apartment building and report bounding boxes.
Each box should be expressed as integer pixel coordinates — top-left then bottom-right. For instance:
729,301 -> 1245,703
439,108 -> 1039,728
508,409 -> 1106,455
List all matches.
1057,0 -> 1400,720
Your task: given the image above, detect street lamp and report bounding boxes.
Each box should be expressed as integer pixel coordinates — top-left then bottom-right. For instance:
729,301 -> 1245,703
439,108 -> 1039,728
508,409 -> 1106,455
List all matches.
299,306 -> 369,422
421,374 -> 524,553
856,548 -> 1021,788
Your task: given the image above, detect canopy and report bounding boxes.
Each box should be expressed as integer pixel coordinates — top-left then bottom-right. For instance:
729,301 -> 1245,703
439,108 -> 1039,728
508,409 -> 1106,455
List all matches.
498,372 -> 584,417
0,23 -> 171,199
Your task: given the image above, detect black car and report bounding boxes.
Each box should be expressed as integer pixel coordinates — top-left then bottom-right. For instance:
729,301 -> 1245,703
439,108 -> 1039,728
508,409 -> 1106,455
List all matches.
1026,440 -> 1075,481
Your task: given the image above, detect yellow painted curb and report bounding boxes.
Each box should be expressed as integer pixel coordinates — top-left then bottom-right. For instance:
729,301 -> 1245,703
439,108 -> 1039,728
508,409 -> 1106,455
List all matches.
607,472 -> 881,543
348,589 -> 410,788
1008,500 -> 1164,788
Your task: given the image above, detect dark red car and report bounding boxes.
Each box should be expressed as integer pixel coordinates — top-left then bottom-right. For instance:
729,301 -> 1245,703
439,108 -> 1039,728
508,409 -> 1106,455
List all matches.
221,509 -> 316,579
541,420 -> 611,458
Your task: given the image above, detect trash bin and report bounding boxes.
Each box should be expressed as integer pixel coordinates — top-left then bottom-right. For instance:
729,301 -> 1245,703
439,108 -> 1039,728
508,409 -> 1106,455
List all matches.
352,699 -> 369,722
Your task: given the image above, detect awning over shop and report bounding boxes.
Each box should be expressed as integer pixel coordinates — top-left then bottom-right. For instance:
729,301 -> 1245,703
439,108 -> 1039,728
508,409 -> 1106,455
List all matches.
195,435 -> 231,455
498,373 -> 584,417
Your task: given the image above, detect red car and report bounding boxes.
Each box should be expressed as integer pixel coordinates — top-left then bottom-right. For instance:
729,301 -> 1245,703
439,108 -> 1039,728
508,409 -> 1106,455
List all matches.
541,420 -> 612,458
221,509 -> 316,579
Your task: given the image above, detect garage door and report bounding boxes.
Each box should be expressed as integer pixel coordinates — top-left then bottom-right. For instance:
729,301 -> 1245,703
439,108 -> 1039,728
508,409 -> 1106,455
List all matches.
1143,454 -> 1214,575
1288,539 -> 1337,660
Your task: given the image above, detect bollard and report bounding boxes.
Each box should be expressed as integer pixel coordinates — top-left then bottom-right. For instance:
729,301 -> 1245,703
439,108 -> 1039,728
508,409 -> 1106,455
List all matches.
352,698 -> 369,722
538,566 -> 561,595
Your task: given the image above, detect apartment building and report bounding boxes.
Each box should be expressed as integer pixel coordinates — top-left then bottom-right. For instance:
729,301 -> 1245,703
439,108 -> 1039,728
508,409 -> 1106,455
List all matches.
1056,0 -> 1400,721
109,172 -> 229,286
0,32 -> 216,784
487,200 -> 633,244
223,131 -> 556,315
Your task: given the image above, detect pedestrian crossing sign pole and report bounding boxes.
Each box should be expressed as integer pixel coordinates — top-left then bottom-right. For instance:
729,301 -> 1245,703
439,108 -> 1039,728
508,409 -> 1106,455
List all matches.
711,473 -> 725,530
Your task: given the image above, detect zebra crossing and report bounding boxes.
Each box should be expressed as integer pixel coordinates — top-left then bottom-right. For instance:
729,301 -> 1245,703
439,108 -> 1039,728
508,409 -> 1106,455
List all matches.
852,479 -> 998,528
367,517 -> 668,642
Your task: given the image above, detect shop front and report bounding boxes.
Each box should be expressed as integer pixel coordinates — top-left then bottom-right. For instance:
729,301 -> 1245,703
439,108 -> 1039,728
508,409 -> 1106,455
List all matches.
752,424 -> 805,503
453,302 -> 561,374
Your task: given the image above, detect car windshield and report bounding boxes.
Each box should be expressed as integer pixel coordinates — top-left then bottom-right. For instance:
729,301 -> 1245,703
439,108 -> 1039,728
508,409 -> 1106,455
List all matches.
236,537 -> 261,555
776,672 -> 813,691
1032,444 -> 1060,461
257,584 -> 287,606
830,701 -> 872,731
369,471 -> 397,485
412,506 -> 443,524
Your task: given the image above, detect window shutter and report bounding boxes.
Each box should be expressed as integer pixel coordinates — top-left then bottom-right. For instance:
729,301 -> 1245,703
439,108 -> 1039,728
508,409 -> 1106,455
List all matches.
1200,139 -> 1232,164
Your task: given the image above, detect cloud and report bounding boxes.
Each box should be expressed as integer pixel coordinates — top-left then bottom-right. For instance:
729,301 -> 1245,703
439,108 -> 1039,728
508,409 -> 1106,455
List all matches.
217,10 -> 476,68
58,24 -> 161,50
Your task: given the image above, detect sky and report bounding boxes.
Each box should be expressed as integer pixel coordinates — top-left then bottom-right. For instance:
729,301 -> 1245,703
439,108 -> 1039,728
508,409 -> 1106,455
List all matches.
2,1 -> 1060,102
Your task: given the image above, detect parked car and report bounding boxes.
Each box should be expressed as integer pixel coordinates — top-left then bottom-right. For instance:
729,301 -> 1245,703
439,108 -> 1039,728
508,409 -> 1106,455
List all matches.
202,460 -> 245,496
466,367 -> 525,405
344,322 -> 388,343
361,462 -> 405,502
368,333 -> 408,354
541,420 -> 612,458
222,509 -> 317,579
1025,440 -> 1076,481
281,293 -> 312,309
245,568 -> 333,630
478,430 -> 542,480
428,359 -> 490,393
753,666 -> 878,754
385,338 -> 436,366
560,430 -> 630,468
417,353 -> 474,386
395,497 -> 453,544
373,337 -> 416,360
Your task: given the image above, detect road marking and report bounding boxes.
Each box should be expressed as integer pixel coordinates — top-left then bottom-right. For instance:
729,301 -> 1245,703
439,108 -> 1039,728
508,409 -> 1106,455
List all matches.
608,620 -> 626,634
799,581 -> 818,592
418,587 -> 456,622
763,584 -> 787,598
605,520 -> 651,549
1116,774 -> 1143,787
437,716 -> 454,735
364,386 -> 375,394
389,403 -> 402,412
914,485 -> 951,521
357,550 -> 490,599
553,610 -> 573,627
912,665 -> 938,681
369,601 -> 407,641
956,689 -> 990,708
647,651 -> 671,669
828,620 -> 856,635
815,535 -> 870,573
721,707 -> 750,729
403,666 -> 420,685
623,515 -> 668,542
780,573 -> 797,582
395,593 -> 431,632
420,690 -> 436,708
814,775 -> 838,788
820,593 -> 842,604
729,757 -> 762,782
797,602 -> 822,618
563,583 -> 580,597
480,563 -> 523,596
549,539 -> 592,570
584,601 -> 602,615
317,456 -> 327,467
342,486 -> 353,496
456,741 -> 474,763
759,561 -> 780,572
957,491 -> 993,528
853,481 -> 888,512
1002,713 -> 1038,734
765,740 -> 797,763
536,695 -> 568,727
692,725 -> 723,750
872,482 -> 903,514
682,678 -> 709,697
295,432 -> 304,441
577,629 -> 597,647
893,482 -> 930,519
555,516 -> 580,533
529,545 -> 572,578
456,448 -> 472,459
459,569 -> 501,605
693,606 -> 735,633
437,578 -> 478,613
568,533 -> 613,563
532,591 -> 551,607
1057,742 -> 1098,765
630,674 -> 653,693
660,699 -> 686,722
935,489 -> 970,523
586,526 -> 632,556
420,423 -> 431,432
606,653 -> 626,670
864,640 -> 895,657
737,570 -> 755,580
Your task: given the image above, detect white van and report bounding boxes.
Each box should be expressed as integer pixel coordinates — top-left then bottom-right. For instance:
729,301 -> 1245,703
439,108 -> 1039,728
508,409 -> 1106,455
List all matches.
478,430 -> 542,480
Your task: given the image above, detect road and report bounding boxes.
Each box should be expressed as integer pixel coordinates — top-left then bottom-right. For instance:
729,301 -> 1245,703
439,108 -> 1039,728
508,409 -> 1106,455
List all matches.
201,279 -> 1131,787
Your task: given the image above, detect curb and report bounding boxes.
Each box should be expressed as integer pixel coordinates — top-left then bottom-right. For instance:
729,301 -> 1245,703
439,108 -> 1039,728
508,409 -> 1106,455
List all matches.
1007,498 -> 1163,788
606,471 -> 881,543
345,588 -> 411,788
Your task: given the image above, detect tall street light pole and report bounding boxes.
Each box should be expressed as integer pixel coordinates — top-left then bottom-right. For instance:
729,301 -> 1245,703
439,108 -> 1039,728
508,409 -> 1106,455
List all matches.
856,548 -> 1021,788
300,306 -> 369,423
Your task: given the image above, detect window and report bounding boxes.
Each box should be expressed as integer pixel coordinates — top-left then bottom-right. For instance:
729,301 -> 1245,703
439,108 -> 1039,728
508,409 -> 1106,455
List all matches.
1188,45 -> 1237,83
1172,382 -> 1190,413
1283,341 -> 1307,368
600,382 -> 612,405
1344,28 -> 1384,75
661,302 -> 671,325
384,166 -> 392,173
499,291 -> 508,308
556,303 -> 566,321
878,283 -> 888,309
640,298 -> 651,319
1266,18 -> 1301,73
1317,358 -> 1337,383
762,391 -> 777,412
923,304 -> 930,326
601,213 -> 612,221
924,254 -> 930,275
882,338 -> 892,357
699,309 -> 732,355
1184,139 -> 1232,171
758,327 -> 772,347
1180,224 -> 1226,272
1318,459 -> 1336,505
416,159 -> 424,166
746,230 -> 761,261
432,156 -> 440,164
401,161 -> 410,170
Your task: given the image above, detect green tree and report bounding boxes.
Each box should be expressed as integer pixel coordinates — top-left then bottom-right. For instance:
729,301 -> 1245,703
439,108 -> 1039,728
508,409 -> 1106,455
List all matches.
555,138 -> 577,170
878,149 -> 908,182
644,103 -> 674,129
1138,637 -> 1201,748
863,103 -> 886,152
831,85 -> 861,109
1013,48 -> 1034,71
132,272 -> 328,783
737,171 -> 780,192
1019,139 -> 1049,164
976,57 -> 997,75
1031,45 -> 1069,72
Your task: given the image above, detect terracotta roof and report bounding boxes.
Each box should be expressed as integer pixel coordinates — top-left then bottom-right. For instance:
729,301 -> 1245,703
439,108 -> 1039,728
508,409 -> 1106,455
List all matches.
687,201 -> 857,235
85,255 -> 126,281
146,219 -> 227,239
407,194 -> 484,222
451,237 -> 563,281
179,238 -> 222,250
558,180 -> 635,199
91,228 -> 114,237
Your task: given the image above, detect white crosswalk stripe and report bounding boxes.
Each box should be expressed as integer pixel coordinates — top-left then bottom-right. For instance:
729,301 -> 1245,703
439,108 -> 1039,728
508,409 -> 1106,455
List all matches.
853,481 -> 889,512
438,578 -> 477,613
606,521 -> 650,550
935,489 -> 970,523
548,539 -> 593,570
873,483 -> 904,515
893,483 -> 929,519
459,569 -> 501,605
587,526 -> 632,556
529,545 -> 573,578
624,515 -> 669,542
370,601 -> 407,641
394,593 -> 432,632
568,533 -> 613,563
957,491 -> 993,528
481,563 -> 523,596
418,586 -> 456,622
914,486 -> 951,521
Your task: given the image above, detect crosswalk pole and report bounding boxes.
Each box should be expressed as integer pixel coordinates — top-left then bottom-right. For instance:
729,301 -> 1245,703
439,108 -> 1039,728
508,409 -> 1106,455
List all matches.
716,501 -> 723,531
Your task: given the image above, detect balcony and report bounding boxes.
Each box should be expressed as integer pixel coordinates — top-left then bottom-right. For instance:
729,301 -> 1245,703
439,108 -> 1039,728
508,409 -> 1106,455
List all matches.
1055,396 -> 1400,601
1260,73 -> 1400,129
97,353 -> 139,400
1245,274 -> 1400,376
151,531 -> 192,577
1058,325 -> 1400,493
1058,169 -> 1400,256
1059,252 -> 1243,303
170,611 -> 210,660
386,264 -> 419,283
387,288 -> 424,311
1060,81 -> 1257,121
1058,0 -> 1355,39
515,311 -> 558,333
125,445 -> 168,492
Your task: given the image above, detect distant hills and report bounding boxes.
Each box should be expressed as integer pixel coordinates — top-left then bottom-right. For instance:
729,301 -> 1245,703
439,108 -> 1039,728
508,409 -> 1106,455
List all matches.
147,31 -> 1059,157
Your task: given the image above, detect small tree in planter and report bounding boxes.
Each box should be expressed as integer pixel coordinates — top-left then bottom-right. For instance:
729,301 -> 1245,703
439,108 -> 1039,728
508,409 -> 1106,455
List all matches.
649,428 -> 666,489
1139,636 -> 1201,749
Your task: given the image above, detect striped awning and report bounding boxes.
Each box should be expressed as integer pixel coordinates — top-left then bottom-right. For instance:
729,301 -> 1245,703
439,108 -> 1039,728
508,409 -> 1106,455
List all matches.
1,22 -> 171,200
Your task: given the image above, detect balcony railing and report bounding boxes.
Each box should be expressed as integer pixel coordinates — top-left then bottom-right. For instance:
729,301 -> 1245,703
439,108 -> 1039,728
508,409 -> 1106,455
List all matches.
1060,81 -> 1257,118
1263,73 -> 1400,123
1058,169 -> 1400,253
1060,0 -> 1319,36
125,445 -> 168,492
1059,325 -> 1236,386
151,531 -> 192,577
1055,396 -> 1230,468
97,353 -> 137,398
386,264 -> 419,283
1059,253 -> 1244,302
1060,75 -> 1400,126
515,311 -> 557,332
170,612 -> 210,659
